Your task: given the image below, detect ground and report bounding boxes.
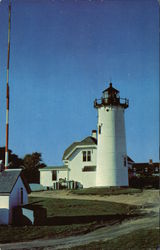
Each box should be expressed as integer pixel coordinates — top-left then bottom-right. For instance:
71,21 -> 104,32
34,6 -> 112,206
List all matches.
0,189 -> 159,249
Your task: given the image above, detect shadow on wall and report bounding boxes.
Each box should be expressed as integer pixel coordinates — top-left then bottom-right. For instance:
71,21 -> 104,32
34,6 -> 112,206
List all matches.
13,205 -> 47,226
12,207 -> 141,227
0,208 -> 9,225
12,202 -> 142,227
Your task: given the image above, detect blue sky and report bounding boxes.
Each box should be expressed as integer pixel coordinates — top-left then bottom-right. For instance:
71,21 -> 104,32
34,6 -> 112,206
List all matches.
0,0 -> 159,165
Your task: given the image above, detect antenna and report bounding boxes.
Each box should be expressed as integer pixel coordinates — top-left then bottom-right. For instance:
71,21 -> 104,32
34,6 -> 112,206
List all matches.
106,77 -> 112,86
5,1 -> 11,169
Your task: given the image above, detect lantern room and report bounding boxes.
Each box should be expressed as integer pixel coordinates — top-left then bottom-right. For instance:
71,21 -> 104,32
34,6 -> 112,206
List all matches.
94,82 -> 129,109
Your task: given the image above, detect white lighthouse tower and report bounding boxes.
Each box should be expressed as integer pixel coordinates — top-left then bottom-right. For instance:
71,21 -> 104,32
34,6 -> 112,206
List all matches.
94,83 -> 129,187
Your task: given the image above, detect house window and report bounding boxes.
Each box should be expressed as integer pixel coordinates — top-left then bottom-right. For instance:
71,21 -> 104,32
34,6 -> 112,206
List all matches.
87,151 -> 91,161
52,170 -> 57,181
20,188 -> 23,205
82,166 -> 96,172
83,151 -> 87,161
82,151 -> 91,162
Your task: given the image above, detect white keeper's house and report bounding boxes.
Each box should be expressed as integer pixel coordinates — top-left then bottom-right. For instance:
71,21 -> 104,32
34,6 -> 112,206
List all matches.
0,169 -> 31,225
40,133 -> 97,188
40,83 -> 131,188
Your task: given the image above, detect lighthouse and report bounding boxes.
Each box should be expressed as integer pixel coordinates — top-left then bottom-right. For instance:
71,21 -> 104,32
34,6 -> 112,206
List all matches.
94,83 -> 129,187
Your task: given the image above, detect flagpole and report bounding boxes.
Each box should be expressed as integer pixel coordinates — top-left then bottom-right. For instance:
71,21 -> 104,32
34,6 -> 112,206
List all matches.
5,1 -> 11,169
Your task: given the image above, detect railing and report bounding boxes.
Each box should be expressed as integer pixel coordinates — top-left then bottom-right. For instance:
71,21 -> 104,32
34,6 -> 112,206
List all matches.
94,97 -> 129,108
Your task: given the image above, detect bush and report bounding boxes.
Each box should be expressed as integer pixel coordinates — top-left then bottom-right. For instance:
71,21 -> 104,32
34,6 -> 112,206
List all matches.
129,176 -> 159,189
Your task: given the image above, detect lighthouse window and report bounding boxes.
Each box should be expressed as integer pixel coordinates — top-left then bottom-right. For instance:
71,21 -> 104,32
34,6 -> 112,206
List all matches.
98,125 -> 101,134
82,151 -> 91,162
124,157 -> 127,167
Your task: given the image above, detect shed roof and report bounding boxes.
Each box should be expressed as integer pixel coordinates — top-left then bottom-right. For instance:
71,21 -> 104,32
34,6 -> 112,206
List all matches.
0,169 -> 31,195
62,136 -> 97,160
39,166 -> 68,171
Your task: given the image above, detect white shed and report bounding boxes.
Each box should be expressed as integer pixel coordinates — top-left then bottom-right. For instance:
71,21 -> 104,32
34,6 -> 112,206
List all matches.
0,169 -> 31,225
39,166 -> 68,188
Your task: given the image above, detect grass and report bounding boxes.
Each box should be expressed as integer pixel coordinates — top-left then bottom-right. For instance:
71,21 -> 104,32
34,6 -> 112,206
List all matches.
71,187 -> 142,196
70,228 -> 160,250
0,197 -> 138,243
0,223 -> 96,244
28,196 -> 136,217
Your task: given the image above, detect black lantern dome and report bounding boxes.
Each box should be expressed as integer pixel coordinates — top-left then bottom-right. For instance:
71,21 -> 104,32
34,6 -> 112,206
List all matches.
94,83 -> 129,109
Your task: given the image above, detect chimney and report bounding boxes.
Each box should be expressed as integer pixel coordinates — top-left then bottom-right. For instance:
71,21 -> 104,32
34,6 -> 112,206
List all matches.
92,130 -> 97,139
149,159 -> 153,165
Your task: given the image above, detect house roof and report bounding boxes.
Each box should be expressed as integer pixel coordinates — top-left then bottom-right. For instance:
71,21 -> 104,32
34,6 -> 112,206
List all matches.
62,142 -> 79,161
127,156 -> 134,163
132,162 -> 159,169
39,166 -> 68,171
62,136 -> 97,160
80,136 -> 97,145
0,169 -> 31,195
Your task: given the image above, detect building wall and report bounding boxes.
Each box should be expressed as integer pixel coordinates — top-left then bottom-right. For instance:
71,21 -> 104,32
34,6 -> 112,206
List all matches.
40,170 -> 68,187
58,170 -> 68,180
9,177 -> 28,224
40,171 -> 53,187
96,106 -> 128,186
0,196 -> 9,224
68,147 -> 97,188
0,176 -> 28,225
40,147 -> 96,188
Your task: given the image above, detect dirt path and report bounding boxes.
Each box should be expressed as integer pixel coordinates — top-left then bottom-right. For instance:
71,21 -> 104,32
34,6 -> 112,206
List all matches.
0,190 -> 159,250
0,213 -> 158,250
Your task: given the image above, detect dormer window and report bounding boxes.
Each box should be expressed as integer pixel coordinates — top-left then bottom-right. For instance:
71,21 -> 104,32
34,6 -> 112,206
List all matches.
82,151 -> 91,162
